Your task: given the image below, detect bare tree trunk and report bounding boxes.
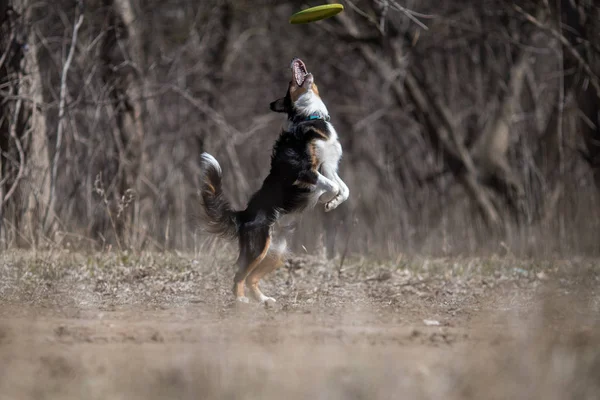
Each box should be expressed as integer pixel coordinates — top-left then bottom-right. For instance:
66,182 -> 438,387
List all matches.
0,0 -> 51,247
21,5 -> 51,245
102,0 -> 153,249
0,0 -> 13,245
559,0 -> 600,189
471,41 -> 531,221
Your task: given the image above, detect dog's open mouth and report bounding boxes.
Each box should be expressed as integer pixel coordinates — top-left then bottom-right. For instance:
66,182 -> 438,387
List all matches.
291,58 -> 308,86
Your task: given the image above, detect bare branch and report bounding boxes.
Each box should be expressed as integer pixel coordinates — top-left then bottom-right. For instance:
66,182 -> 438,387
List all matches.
513,4 -> 600,98
44,6 -> 84,229
336,8 -> 502,227
0,30 -> 15,71
2,97 -> 25,204
385,0 -> 432,31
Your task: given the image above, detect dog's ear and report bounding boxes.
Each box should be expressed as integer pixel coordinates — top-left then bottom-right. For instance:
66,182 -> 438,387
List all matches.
269,98 -> 287,113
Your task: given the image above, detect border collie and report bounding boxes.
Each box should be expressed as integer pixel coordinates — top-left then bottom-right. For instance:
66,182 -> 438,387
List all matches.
198,58 -> 349,303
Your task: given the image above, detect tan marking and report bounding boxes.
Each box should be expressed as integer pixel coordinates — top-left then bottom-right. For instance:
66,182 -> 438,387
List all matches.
248,236 -> 271,272
247,251 -> 285,301
234,280 -> 245,298
206,182 -> 215,194
290,84 -> 308,103
309,141 -> 319,170
311,83 -> 320,97
311,128 -> 328,140
233,235 -> 271,300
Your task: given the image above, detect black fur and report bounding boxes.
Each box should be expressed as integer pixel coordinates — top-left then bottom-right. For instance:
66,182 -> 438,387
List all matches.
200,123 -> 328,229
269,87 -> 293,114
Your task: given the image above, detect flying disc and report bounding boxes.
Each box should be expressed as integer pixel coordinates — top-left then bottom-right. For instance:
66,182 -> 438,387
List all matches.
289,4 -> 344,24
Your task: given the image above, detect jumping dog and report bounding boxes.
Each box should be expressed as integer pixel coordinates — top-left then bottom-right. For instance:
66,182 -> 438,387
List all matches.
199,58 -> 349,303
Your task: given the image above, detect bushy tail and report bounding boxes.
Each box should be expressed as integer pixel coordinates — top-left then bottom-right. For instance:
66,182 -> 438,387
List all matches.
198,153 -> 239,240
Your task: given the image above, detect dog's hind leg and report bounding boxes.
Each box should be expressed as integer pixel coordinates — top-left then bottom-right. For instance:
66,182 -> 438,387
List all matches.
246,254 -> 284,303
233,226 -> 271,303
246,236 -> 287,303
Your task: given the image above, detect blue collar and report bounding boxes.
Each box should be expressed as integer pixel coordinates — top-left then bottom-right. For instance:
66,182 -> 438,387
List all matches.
303,113 -> 330,122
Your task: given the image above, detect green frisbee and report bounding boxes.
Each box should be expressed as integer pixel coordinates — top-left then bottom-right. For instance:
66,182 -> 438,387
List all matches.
289,4 -> 344,24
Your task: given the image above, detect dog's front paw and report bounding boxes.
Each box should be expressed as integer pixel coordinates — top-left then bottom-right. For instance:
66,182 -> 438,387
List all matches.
325,196 -> 342,212
319,184 -> 340,204
319,191 -> 336,204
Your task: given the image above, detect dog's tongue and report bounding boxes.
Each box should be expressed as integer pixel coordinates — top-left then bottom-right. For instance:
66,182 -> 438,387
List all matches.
292,59 -> 308,86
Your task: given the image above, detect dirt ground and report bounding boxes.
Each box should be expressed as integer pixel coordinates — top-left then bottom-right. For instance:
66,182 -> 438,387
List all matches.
0,250 -> 599,399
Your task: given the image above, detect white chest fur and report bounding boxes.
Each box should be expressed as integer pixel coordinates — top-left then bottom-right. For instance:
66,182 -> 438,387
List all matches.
316,123 -> 342,172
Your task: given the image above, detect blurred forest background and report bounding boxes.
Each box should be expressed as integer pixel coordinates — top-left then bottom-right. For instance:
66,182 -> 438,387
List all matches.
0,0 -> 599,257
